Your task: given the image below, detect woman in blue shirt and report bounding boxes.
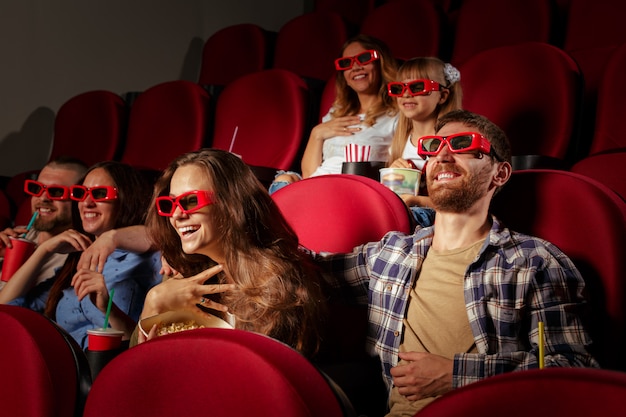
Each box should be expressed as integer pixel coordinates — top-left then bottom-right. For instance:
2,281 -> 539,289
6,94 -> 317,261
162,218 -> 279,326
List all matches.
2,161 -> 161,349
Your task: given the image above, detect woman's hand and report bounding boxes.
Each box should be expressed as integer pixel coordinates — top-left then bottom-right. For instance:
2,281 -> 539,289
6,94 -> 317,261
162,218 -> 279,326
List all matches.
140,264 -> 235,318
37,229 -> 93,255
72,268 -> 109,312
312,115 -> 362,141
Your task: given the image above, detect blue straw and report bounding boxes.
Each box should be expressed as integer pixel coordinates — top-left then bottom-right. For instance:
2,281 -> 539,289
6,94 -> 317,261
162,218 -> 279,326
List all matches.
20,212 -> 38,238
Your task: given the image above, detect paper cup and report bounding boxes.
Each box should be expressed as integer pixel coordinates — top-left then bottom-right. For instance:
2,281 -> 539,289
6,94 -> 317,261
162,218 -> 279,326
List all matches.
379,168 -> 421,196
1,237 -> 36,282
87,328 -> 124,351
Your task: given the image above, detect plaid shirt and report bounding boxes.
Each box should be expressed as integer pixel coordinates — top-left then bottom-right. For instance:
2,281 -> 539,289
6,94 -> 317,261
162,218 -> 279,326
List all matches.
314,216 -> 599,390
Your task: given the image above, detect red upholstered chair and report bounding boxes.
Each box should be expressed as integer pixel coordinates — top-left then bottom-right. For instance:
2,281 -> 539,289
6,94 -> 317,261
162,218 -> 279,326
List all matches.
0,305 -> 92,417
198,23 -> 271,88
13,197 -> 33,228
211,69 -> 311,185
563,0 -> 626,141
570,151 -> 626,202
319,73 -> 337,122
491,169 -> 626,371
418,368 -> 626,417
587,43 -> 626,155
272,11 -> 348,83
272,174 -> 412,416
3,170 -> 39,215
82,328 -> 355,417
360,0 -> 443,61
0,189 -> 11,229
459,42 -> 583,168
450,0 -> 552,66
120,80 -> 211,173
49,90 -> 128,167
314,0 -> 375,28
272,174 -> 413,253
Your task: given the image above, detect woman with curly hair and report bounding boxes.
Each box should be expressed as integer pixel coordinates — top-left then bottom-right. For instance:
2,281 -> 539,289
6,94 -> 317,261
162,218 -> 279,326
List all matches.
140,149 -> 326,357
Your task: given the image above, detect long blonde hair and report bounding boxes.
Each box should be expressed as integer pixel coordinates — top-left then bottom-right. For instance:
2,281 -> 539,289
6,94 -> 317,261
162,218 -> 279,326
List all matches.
331,34 -> 398,126
388,57 -> 463,164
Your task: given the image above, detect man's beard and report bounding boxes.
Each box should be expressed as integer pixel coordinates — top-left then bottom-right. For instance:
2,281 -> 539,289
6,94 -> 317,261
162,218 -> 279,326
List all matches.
34,209 -> 72,233
427,164 -> 492,213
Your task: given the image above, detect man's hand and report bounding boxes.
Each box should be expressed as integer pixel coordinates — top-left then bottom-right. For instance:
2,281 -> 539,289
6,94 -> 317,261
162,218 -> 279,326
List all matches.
390,351 -> 454,401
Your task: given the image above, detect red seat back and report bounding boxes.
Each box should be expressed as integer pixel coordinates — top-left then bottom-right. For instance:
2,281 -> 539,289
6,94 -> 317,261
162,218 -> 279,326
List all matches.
0,305 -> 91,417
459,42 -> 582,163
570,151 -> 626,202
450,0 -> 552,65
198,23 -> 271,87
588,43 -> 626,155
360,0 -> 442,60
49,90 -> 127,166
121,80 -> 211,172
272,174 -> 412,253
211,69 -> 310,172
273,12 -> 348,82
492,169 -> 626,370
419,368 -> 626,416
83,328 -> 352,417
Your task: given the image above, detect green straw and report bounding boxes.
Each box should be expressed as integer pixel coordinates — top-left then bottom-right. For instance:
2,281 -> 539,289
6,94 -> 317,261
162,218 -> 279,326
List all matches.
103,288 -> 115,329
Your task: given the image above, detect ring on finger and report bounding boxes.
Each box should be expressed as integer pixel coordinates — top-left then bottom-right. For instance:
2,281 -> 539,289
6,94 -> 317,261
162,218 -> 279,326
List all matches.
200,297 -> 206,304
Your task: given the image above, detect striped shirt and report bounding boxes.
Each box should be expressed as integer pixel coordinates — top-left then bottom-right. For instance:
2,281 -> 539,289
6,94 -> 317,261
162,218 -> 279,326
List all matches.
314,216 -> 599,391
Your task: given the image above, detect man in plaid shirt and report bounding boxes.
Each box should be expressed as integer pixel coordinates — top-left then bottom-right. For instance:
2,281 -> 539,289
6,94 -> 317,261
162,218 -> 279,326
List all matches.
314,110 -> 598,416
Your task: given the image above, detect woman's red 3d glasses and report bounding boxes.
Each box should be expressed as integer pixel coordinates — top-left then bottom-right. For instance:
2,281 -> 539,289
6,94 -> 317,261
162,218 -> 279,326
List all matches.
334,50 -> 379,71
156,190 -> 215,216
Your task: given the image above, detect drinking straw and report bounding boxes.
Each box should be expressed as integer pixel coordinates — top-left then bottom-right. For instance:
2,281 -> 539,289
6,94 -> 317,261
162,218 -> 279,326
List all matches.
103,288 -> 115,329
229,126 -> 239,153
20,211 -> 38,237
538,321 -> 545,369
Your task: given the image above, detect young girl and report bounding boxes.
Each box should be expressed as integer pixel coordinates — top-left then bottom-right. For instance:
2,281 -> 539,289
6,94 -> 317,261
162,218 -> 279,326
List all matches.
269,34 -> 398,193
386,57 -> 462,226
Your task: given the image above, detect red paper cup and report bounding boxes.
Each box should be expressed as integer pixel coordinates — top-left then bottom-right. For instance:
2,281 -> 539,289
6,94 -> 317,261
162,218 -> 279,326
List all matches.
1,237 -> 36,282
87,328 -> 124,351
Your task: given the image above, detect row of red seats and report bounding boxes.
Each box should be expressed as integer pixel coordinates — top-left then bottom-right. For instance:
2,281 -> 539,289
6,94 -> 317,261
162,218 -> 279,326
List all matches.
0,305 -> 355,417
2,38 -> 626,229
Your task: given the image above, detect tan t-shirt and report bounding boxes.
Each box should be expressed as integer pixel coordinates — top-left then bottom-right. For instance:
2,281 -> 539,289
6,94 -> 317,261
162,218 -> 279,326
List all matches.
387,240 -> 482,417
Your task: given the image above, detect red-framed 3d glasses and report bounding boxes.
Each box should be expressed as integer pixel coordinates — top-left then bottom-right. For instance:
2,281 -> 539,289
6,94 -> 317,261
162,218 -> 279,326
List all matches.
417,132 -> 503,161
387,79 -> 443,97
334,50 -> 379,71
70,185 -> 118,202
155,190 -> 215,217
24,180 -> 71,200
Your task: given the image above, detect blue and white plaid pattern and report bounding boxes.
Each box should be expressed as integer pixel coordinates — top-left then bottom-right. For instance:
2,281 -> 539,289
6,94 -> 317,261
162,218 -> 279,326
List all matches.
314,216 -> 599,390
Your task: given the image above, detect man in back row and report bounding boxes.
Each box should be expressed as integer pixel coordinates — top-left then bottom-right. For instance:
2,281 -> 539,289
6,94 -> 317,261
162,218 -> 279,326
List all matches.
314,110 -> 598,416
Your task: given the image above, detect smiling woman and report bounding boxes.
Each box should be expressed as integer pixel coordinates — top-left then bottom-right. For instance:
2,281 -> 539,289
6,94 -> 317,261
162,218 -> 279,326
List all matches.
0,161 -> 163,349
141,148 -> 327,357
